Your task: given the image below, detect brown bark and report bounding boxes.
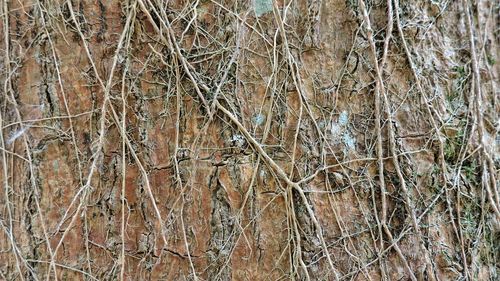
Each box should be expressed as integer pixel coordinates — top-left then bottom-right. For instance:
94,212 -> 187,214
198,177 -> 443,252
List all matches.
0,0 -> 498,280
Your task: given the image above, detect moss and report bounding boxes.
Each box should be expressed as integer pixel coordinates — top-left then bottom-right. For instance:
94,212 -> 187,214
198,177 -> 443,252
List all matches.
486,54 -> 496,66
443,122 -> 466,163
478,218 -> 499,273
461,201 -> 480,240
462,160 -> 479,185
444,140 -> 457,162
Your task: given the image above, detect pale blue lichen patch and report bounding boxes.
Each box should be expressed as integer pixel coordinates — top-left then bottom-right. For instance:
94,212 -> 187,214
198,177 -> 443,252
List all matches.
331,111 -> 349,137
52,160 -> 59,172
254,0 -> 273,17
252,113 -> 266,126
339,111 -> 349,126
330,111 -> 356,152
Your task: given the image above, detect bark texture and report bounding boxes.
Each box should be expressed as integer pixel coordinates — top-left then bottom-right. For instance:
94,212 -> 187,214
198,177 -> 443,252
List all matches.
0,0 -> 499,280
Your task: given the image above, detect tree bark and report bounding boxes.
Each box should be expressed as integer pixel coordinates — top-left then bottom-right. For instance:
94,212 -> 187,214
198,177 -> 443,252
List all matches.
0,0 -> 498,280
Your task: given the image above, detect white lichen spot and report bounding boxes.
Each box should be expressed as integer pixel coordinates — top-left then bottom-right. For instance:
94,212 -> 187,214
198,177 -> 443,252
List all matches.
259,168 -> 267,180
229,134 -> 246,148
343,132 -> 356,151
7,126 -> 29,144
330,122 -> 342,138
254,0 -> 273,17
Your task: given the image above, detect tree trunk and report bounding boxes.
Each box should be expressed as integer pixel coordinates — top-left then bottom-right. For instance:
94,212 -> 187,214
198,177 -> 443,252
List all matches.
1,0 -> 498,280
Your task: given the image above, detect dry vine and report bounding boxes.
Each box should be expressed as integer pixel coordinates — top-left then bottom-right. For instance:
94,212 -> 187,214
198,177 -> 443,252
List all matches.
0,0 -> 498,280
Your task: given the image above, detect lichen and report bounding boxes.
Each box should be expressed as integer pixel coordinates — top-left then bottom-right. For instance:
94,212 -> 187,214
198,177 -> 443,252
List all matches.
253,0 -> 273,17
252,113 -> 266,126
338,111 -> 349,126
342,132 -> 356,151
